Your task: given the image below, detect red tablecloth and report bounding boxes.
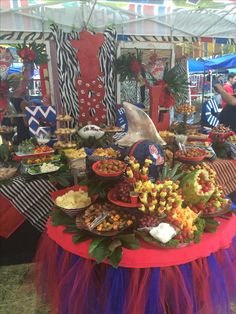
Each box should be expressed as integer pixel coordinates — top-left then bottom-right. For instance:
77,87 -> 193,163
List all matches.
47,214 -> 236,268
0,194 -> 25,238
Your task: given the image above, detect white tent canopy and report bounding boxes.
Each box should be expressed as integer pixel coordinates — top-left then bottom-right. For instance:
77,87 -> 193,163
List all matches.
0,0 -> 236,40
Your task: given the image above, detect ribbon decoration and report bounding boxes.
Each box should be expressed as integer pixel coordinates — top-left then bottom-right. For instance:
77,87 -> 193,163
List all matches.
154,79 -> 175,109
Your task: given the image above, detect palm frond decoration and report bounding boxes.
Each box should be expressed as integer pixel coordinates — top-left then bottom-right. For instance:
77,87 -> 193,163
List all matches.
163,63 -> 189,105
114,50 -> 143,82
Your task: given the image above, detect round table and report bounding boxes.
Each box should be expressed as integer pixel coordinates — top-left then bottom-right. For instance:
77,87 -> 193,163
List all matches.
35,215 -> 236,314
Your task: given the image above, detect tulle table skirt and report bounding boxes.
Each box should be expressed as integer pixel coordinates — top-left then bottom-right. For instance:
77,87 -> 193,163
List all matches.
35,216 -> 236,314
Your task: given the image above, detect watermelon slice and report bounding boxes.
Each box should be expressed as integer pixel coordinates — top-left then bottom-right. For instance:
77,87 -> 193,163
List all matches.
180,169 -> 215,205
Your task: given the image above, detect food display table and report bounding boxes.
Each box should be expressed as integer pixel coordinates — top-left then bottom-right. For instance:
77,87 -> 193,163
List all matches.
35,215 -> 236,314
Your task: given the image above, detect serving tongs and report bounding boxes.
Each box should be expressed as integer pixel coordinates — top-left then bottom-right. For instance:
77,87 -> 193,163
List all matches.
89,211 -> 108,230
175,134 -> 187,154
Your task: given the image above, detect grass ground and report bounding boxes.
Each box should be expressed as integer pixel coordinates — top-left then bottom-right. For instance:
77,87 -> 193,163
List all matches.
0,264 -> 49,314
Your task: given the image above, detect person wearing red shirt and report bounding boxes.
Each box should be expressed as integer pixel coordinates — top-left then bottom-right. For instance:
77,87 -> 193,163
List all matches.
222,73 -> 236,108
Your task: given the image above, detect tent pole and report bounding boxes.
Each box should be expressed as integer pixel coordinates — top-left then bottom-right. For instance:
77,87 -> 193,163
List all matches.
201,69 -> 206,126
187,59 -> 191,105
85,0 -> 97,28
210,71 -> 213,99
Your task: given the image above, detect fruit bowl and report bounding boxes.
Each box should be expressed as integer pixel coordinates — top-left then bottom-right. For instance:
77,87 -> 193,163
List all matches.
75,202 -> 136,236
92,159 -> 126,177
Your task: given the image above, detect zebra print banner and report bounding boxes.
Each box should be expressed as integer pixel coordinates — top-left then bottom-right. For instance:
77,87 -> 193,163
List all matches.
0,31 -> 53,42
51,24 -> 80,119
99,28 -> 117,125
51,24 -> 117,125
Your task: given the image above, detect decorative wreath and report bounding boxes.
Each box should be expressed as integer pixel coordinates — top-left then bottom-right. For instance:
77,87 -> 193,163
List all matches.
114,50 -> 144,82
16,40 -> 47,67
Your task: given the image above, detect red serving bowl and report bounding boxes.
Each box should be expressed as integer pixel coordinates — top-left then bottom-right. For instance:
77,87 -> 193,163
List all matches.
175,149 -> 206,162
92,159 -> 127,177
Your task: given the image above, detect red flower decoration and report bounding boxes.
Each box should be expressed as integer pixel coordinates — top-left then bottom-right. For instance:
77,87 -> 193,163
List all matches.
129,59 -> 142,74
18,47 -> 37,62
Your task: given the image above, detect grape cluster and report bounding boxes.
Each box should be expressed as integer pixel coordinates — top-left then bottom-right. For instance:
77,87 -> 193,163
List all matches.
138,214 -> 161,228
114,181 -> 133,203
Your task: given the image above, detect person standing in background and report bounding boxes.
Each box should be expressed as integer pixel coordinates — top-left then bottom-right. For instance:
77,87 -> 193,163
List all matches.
222,73 -> 236,108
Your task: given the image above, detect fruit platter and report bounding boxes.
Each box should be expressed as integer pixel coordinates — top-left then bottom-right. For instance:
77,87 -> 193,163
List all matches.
16,143 -> 54,157
92,159 -> 126,177
75,202 -> 136,236
27,162 -> 62,176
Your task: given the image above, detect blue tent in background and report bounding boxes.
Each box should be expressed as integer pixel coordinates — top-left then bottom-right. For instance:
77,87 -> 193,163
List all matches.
204,54 -> 236,70
188,54 -> 236,73
188,59 -> 205,73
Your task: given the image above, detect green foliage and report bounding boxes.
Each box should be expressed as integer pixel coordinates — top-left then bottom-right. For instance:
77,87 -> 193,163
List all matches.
50,208 -> 141,268
47,164 -> 73,187
203,217 -> 220,233
50,208 -> 74,226
114,50 -> 142,82
212,142 -> 231,159
116,233 -> 140,249
79,175 -> 116,198
193,217 -> 206,243
75,133 -> 109,148
163,63 -> 189,104
49,209 -> 215,267
159,162 -> 184,181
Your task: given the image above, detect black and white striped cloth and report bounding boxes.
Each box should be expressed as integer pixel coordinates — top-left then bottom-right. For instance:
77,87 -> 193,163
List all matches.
51,24 -> 80,120
0,177 -> 56,232
99,28 -> 117,124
